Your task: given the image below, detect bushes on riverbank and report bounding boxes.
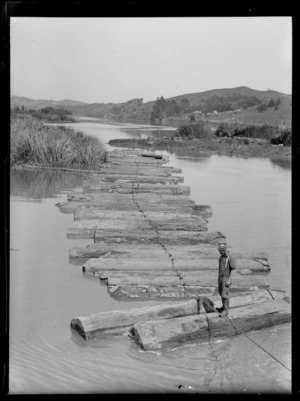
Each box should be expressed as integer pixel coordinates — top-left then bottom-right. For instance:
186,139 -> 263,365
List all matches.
174,121 -> 291,146
10,116 -> 106,168
270,129 -> 292,146
11,106 -> 76,123
214,123 -> 291,146
175,121 -> 210,140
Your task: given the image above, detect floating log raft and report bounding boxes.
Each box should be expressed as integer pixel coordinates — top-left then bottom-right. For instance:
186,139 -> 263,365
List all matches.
63,148 -> 286,346
70,289 -> 290,342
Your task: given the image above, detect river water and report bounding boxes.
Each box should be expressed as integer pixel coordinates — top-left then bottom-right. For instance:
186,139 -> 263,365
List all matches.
9,120 -> 291,394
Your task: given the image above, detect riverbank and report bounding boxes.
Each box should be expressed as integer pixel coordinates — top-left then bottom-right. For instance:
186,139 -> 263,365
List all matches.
10,115 -> 106,168
108,137 -> 291,164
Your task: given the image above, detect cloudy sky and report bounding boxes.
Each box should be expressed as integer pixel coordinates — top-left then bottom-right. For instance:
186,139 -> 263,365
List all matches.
10,17 -> 292,103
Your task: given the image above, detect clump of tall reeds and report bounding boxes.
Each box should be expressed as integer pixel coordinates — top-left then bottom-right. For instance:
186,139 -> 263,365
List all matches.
175,121 -> 211,140
10,116 -> 106,168
215,122 -> 291,146
270,130 -> 291,146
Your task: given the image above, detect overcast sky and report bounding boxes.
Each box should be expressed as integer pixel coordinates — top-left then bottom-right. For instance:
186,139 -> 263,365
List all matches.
10,17 -> 292,104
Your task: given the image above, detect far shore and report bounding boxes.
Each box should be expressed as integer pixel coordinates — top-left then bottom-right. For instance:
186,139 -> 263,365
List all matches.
108,137 -> 291,165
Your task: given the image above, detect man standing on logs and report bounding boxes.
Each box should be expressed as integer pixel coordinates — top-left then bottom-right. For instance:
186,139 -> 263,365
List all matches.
216,243 -> 236,317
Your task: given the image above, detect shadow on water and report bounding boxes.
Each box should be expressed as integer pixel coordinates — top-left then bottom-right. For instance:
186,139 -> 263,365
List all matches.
270,158 -> 292,171
10,168 -> 88,200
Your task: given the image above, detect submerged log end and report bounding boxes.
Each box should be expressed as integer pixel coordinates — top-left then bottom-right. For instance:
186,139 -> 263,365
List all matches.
70,318 -> 88,339
67,228 -> 95,239
193,205 -> 213,218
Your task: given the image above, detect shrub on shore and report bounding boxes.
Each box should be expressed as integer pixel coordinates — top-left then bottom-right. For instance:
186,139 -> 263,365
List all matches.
10,116 -> 106,168
270,130 -> 291,146
175,121 -> 210,140
215,122 -> 291,145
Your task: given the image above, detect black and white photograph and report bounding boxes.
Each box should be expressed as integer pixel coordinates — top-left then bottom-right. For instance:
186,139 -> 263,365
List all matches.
6,10 -> 292,394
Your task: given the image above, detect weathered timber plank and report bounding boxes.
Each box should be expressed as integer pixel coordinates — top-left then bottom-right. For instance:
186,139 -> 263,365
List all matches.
58,201 -> 196,214
83,175 -> 184,185
67,192 -> 193,204
107,284 -> 216,300
132,314 -> 209,350
93,229 -> 225,244
82,257 -> 268,273
97,269 -> 269,288
193,205 -> 212,218
100,154 -> 169,163
161,245 -> 268,261
206,289 -> 289,312
69,243 -> 268,262
83,183 -> 191,195
131,298 -> 291,350
98,165 -> 181,176
70,216 -> 208,232
70,299 -> 197,339
74,209 -> 207,226
106,153 -> 169,164
206,299 -> 291,341
105,160 -> 168,168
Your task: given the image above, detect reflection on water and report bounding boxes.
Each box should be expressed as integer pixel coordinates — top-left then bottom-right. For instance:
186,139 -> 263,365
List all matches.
10,168 -> 87,200
270,158 -> 292,171
120,128 -> 175,140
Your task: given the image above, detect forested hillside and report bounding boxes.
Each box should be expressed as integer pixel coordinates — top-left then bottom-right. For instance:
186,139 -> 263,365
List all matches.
11,86 -> 291,127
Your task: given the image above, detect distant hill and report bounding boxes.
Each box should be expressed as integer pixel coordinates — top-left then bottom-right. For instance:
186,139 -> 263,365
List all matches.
11,86 -> 291,126
10,96 -> 86,109
167,86 -> 290,105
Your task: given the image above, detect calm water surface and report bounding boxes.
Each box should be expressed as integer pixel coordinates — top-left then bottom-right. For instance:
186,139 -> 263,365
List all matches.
9,121 -> 291,394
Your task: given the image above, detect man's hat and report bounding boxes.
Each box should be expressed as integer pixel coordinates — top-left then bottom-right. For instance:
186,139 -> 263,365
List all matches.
218,243 -> 227,250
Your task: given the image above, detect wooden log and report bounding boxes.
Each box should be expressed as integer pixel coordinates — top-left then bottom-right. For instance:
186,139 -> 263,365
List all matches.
69,243 -> 268,262
58,201 -> 196,215
82,182 -> 191,195
106,157 -> 168,165
93,229 -> 225,244
161,245 -> 268,261
106,152 -> 168,163
206,299 -> 291,341
83,174 -> 184,185
107,284 -> 216,300
131,314 -> 210,350
97,269 -> 269,289
98,164 -> 182,176
70,216 -> 208,232
74,209 -> 207,227
67,192 -> 194,204
70,299 -> 197,339
193,205 -> 212,218
82,257 -> 268,273
109,149 -> 168,160
105,160 -> 168,168
206,288 -> 290,312
131,298 -> 291,351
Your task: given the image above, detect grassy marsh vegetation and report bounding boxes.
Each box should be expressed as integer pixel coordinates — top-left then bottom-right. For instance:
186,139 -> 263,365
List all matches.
109,120 -> 291,163
10,116 -> 106,169
214,122 -> 291,145
11,106 -> 76,122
